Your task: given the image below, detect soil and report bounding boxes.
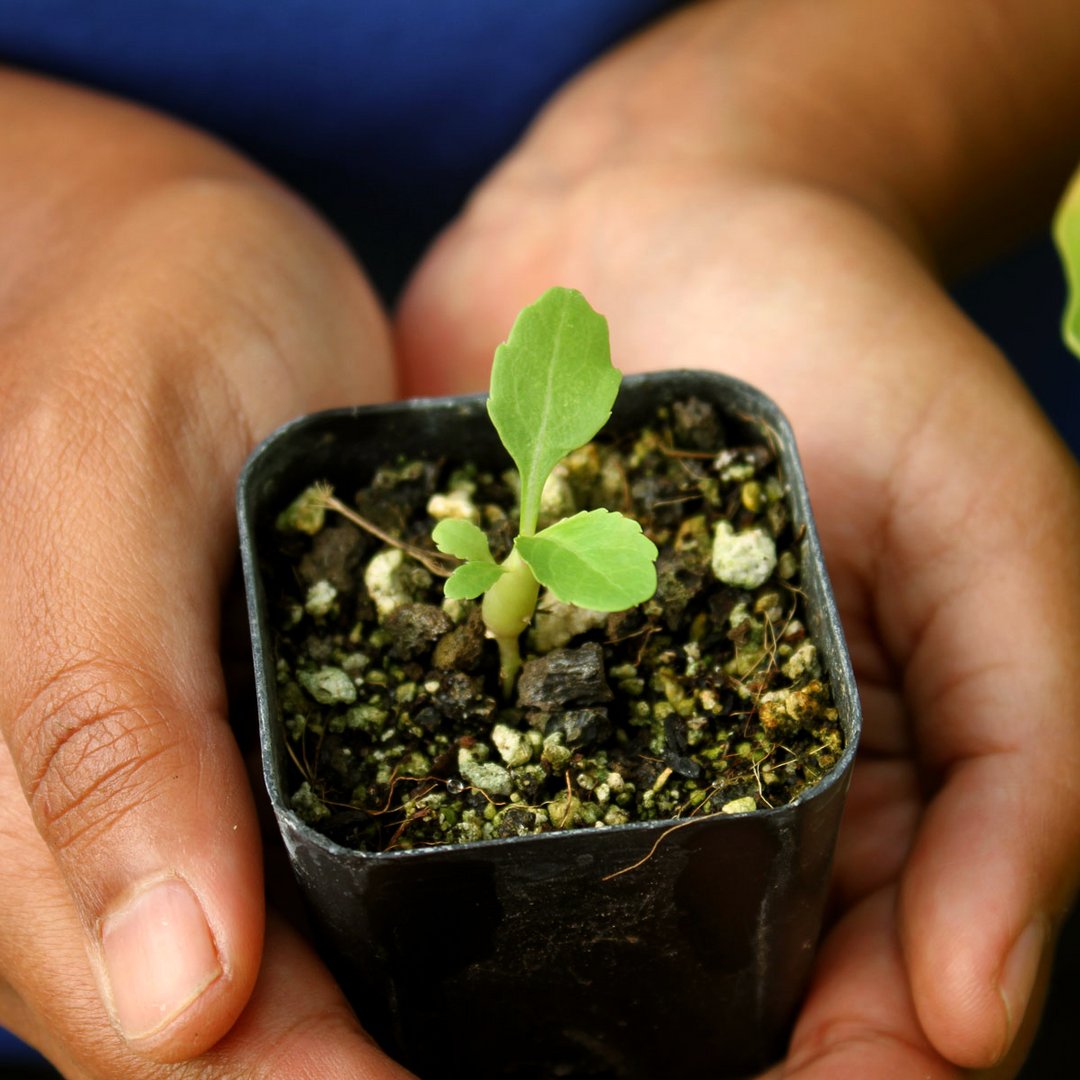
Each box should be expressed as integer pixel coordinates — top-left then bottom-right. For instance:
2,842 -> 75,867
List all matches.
264,397 -> 843,853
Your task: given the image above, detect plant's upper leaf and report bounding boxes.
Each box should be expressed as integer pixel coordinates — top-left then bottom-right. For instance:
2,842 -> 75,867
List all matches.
433,518 -> 495,564
443,561 -> 505,600
1054,166 -> 1080,360
487,287 -> 620,535
515,508 -> 657,612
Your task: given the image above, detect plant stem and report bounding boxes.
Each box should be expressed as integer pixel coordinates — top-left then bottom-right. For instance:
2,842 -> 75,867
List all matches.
494,636 -> 524,699
481,547 -> 539,696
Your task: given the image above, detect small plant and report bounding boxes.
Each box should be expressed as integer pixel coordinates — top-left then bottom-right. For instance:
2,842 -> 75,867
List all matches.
1054,165 -> 1080,359
432,287 -> 659,693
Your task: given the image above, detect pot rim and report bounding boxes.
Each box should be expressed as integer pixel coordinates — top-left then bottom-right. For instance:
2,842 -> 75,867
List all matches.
238,369 -> 862,863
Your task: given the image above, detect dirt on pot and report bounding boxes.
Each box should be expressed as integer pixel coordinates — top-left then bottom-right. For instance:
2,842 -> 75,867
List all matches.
265,396 -> 843,853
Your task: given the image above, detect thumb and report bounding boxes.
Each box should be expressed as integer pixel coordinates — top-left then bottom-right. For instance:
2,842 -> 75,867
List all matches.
0,379 -> 265,1061
0,160 -> 395,1063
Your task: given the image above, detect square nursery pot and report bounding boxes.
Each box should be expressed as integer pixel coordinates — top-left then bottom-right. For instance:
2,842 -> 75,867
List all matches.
238,370 -> 861,1079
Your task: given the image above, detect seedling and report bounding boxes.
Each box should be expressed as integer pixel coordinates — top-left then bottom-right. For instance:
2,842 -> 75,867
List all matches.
1054,166 -> 1080,359
432,287 -> 658,693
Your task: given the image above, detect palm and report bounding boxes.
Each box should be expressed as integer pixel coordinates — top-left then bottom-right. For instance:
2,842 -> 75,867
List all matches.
396,165 -> 1080,1077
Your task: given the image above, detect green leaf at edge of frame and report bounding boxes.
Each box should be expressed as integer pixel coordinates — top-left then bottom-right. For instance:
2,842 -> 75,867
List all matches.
1053,166 -> 1080,360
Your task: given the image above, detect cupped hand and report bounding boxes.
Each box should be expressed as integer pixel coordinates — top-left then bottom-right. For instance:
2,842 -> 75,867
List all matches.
0,70 -> 411,1078
395,33 -> 1080,1076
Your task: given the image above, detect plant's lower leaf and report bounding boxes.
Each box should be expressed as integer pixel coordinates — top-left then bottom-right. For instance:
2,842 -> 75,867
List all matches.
516,509 -> 657,612
432,518 -> 495,563
444,560 -> 505,600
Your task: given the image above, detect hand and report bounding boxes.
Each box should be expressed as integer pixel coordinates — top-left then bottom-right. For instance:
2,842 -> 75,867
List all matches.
0,70 -> 411,1078
396,10 -> 1080,1074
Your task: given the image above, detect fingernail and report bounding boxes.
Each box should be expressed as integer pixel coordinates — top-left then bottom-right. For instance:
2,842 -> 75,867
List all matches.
998,915 -> 1047,1057
100,877 -> 222,1041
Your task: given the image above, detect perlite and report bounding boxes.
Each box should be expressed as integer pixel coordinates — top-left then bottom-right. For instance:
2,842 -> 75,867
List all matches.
710,521 -> 777,589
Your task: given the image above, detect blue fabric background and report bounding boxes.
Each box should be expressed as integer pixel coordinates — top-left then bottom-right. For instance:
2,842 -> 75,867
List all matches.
952,239 -> 1079,456
0,0 -> 672,295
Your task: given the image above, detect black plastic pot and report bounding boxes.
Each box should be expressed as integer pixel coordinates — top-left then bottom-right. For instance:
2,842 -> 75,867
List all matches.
238,371 -> 861,1079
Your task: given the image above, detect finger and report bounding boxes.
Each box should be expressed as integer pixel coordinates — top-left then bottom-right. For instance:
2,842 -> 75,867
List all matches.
203,915 -> 417,1080
830,757 -> 921,908
1,324 -> 260,1062
874,357 -> 1080,1068
0,741 -> 414,1079
395,208 -> 555,397
0,738 -> 96,1078
762,888 -> 961,1080
0,179 -> 393,1062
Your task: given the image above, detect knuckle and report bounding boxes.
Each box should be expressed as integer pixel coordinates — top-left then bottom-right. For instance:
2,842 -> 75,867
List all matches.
11,658 -> 183,855
0,364 -> 127,566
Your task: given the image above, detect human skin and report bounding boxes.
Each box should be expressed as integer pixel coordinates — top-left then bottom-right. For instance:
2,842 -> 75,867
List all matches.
0,69 -> 412,1077
395,1 -> 1080,1076
2,0 -> 1080,1077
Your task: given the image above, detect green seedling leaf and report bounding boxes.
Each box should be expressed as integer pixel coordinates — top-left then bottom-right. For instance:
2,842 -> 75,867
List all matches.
516,508 -> 658,612
1054,166 -> 1080,359
488,287 -> 620,535
444,561 -> 505,600
432,518 -> 496,564
435,520 -> 504,600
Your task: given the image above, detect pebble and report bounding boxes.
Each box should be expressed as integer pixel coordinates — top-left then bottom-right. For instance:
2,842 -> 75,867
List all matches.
385,602 -> 453,659
304,579 -> 337,617
432,614 -> 486,670
710,521 -> 777,589
299,522 -> 365,591
291,781 -> 331,822
457,747 -> 513,796
298,666 -> 357,705
782,641 -> 820,681
542,707 -> 610,748
276,485 -> 326,535
364,548 -> 409,619
540,734 -> 572,771
426,488 -> 479,522
434,670 -> 493,723
492,723 -> 532,767
517,642 -> 613,710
